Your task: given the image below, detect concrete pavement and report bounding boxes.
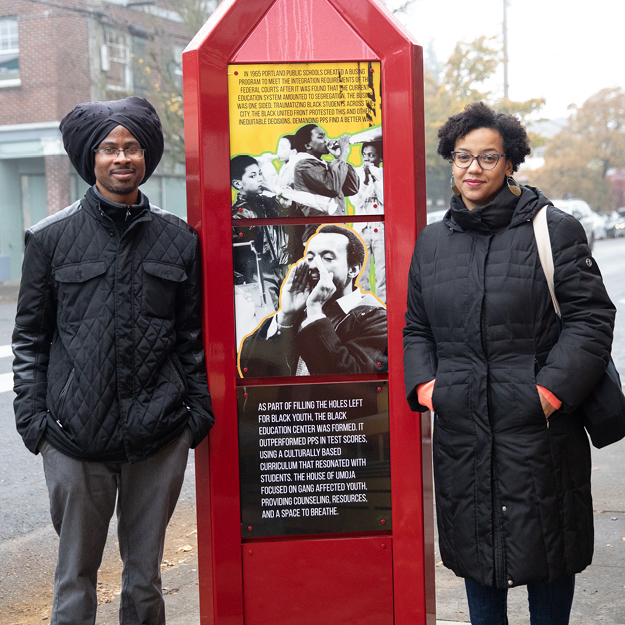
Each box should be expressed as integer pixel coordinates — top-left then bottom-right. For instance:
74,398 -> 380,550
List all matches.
88,438 -> 625,625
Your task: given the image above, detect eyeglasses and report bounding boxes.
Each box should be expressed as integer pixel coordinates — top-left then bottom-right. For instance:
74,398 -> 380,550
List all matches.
451,152 -> 505,170
94,147 -> 145,159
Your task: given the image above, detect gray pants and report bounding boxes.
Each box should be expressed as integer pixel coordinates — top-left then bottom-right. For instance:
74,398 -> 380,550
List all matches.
40,429 -> 192,625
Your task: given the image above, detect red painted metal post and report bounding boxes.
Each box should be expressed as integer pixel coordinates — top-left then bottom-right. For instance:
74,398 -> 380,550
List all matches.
183,1 -> 433,622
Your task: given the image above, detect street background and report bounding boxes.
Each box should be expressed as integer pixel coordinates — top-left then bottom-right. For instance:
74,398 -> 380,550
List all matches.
1,237 -> 624,624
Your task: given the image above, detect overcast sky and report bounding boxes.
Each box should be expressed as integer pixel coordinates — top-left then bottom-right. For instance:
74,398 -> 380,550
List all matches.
386,0 -> 624,121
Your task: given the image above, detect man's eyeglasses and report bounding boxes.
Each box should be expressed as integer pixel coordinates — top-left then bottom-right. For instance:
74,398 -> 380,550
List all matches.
94,147 -> 145,159
451,152 -> 505,170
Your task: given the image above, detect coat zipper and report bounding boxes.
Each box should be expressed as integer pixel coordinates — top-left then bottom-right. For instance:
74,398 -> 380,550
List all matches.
56,368 -> 75,428
535,358 -> 550,429
170,357 -> 188,394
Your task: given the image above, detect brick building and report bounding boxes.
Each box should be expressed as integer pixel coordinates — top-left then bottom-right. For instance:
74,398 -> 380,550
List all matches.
0,0 -> 194,280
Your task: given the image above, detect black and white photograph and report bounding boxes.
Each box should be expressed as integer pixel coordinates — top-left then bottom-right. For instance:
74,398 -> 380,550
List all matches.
235,223 -> 387,378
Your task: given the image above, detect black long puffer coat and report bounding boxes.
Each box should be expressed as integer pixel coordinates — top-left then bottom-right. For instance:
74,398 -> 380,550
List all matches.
403,186 -> 615,589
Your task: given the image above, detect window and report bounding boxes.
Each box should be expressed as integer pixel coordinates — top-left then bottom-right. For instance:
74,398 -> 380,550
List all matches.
102,27 -> 132,91
171,44 -> 184,89
0,18 -> 20,86
131,36 -> 149,96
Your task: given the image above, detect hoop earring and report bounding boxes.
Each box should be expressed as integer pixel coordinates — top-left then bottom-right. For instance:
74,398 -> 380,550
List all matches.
507,176 -> 521,196
450,175 -> 461,196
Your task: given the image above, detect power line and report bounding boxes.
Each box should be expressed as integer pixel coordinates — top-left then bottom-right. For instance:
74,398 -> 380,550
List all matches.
503,0 -> 509,100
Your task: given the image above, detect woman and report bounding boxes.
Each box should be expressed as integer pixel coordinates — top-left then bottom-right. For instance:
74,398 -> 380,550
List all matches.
403,102 -> 616,624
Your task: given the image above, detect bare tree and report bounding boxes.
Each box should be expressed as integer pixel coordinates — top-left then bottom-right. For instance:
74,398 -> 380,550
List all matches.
141,1 -> 222,166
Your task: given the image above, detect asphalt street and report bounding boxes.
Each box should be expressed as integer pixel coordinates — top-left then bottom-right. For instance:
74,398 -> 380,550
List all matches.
0,237 -> 624,624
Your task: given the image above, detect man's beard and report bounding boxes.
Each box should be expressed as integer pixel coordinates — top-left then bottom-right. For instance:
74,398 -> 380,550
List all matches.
101,172 -> 138,199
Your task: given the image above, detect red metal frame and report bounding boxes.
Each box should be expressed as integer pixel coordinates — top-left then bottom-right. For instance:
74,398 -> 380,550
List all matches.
183,0 -> 432,622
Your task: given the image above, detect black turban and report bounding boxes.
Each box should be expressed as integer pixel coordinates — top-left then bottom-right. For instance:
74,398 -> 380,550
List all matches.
60,97 -> 164,186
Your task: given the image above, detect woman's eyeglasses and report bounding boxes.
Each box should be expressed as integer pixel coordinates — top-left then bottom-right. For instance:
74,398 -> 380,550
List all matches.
451,152 -> 505,170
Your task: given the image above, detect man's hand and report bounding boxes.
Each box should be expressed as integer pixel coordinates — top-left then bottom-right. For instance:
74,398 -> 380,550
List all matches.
305,256 -> 336,318
258,152 -> 277,166
276,262 -> 311,326
328,134 -> 351,162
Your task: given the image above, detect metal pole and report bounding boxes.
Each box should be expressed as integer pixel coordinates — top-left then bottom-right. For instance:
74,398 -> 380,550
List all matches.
503,0 -> 509,100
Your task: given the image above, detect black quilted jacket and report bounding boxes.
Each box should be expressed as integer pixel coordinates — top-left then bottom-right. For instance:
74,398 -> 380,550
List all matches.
13,191 -> 214,463
403,186 -> 615,588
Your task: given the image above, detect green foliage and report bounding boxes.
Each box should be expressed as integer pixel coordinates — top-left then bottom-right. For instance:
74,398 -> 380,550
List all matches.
176,0 -> 222,36
531,87 -> 625,211
444,37 -> 499,103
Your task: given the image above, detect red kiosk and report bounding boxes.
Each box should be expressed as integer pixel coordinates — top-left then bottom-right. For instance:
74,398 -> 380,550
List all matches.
183,1 -> 433,622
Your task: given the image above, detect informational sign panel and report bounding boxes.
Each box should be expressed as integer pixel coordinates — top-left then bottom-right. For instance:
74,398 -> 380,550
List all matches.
228,60 -> 382,175
238,381 -> 390,537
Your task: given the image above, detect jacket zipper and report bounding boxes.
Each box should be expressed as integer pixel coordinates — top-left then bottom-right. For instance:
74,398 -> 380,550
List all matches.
535,358 -> 550,429
170,358 -> 187,393
56,368 -> 75,428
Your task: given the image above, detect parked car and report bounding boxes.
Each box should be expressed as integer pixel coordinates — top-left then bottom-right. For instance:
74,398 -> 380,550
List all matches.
605,211 -> 625,238
552,198 -> 597,250
592,212 -> 607,240
427,209 -> 448,225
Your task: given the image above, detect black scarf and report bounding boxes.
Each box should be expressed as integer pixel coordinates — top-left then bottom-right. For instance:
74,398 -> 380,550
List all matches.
449,184 -> 523,234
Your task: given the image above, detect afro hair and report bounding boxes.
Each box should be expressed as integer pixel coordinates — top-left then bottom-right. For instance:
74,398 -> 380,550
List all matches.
437,102 -> 531,173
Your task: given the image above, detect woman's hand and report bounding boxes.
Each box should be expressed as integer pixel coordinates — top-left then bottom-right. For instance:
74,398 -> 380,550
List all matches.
416,379 -> 435,412
537,388 -> 557,418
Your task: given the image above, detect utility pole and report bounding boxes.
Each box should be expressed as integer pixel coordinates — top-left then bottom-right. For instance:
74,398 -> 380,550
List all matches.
503,0 -> 509,100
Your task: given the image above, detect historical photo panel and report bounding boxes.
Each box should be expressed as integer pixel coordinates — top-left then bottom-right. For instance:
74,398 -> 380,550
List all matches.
229,61 -> 387,378
228,60 -> 384,221
234,222 -> 387,378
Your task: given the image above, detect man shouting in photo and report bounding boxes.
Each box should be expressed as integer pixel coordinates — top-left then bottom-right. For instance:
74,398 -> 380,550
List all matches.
239,224 -> 387,377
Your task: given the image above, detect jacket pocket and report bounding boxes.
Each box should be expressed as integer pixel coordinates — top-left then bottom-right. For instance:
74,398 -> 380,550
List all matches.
54,261 -> 108,322
169,356 -> 188,395
56,369 -> 76,420
431,369 -> 473,435
142,261 -> 187,319
490,366 -> 546,431
53,368 -> 75,433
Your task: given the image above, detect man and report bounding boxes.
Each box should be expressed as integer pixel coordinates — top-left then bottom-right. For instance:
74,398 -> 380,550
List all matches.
238,225 -> 387,377
351,140 -> 385,302
289,124 -> 360,258
12,97 -> 214,625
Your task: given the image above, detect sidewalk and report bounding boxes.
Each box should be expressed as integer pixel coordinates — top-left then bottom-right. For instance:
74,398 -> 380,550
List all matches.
0,282 -> 19,303
92,438 -> 624,624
